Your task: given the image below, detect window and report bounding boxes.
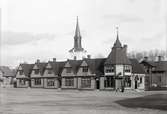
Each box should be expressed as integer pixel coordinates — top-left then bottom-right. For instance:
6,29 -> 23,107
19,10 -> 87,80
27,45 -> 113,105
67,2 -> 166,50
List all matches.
66,67 -> 72,73
106,68 -> 112,73
47,79 -> 55,86
19,79 -> 26,85
81,77 -> 91,88
34,69 -> 39,74
124,65 -> 131,72
34,78 -> 41,85
124,76 -> 131,87
105,66 -> 114,73
19,70 -> 23,75
146,69 -> 150,73
111,67 -> 114,72
65,78 -> 74,86
82,66 -> 88,72
48,69 -> 52,74
104,76 -> 115,87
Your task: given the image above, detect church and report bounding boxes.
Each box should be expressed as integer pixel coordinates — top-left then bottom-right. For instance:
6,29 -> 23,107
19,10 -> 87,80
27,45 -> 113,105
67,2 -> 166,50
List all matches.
16,17 -> 146,90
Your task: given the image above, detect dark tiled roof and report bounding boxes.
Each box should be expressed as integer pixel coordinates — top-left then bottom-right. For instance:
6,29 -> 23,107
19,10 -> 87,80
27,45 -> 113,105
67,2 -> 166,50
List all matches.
84,58 -> 106,75
113,37 -> 122,48
19,64 -> 34,77
154,61 -> 167,72
67,60 -> 83,74
105,47 -> 131,65
105,34 -> 131,65
35,63 -> 47,75
129,59 -> 145,74
140,60 -> 156,67
49,61 -> 66,75
0,66 -> 16,77
140,60 -> 167,72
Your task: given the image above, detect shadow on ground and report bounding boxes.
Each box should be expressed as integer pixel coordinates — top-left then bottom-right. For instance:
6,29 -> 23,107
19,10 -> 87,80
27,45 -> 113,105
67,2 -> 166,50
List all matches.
115,94 -> 167,111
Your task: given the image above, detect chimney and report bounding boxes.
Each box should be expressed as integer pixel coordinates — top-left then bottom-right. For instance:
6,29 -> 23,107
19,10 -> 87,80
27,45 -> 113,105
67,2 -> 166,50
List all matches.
36,59 -> 40,63
123,45 -> 127,54
144,56 -> 148,61
87,55 -> 91,59
158,56 -> 162,61
53,58 -> 56,62
74,56 -> 77,60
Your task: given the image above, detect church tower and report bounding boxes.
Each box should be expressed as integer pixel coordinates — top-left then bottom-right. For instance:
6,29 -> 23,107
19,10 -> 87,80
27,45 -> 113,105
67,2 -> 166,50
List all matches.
69,17 -> 87,60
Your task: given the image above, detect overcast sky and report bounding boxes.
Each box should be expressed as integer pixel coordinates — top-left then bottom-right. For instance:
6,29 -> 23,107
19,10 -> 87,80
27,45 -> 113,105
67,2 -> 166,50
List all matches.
1,0 -> 167,67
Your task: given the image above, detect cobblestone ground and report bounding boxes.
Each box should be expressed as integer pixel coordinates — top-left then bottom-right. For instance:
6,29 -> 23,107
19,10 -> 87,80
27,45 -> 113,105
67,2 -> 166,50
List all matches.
0,88 -> 167,114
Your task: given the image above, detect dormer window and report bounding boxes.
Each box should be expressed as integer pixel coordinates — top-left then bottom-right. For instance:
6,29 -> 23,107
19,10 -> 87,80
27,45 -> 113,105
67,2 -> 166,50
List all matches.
19,70 -> 23,75
48,69 -> 52,74
82,66 -> 88,72
34,69 -> 39,74
124,65 -> 131,72
66,67 -> 72,73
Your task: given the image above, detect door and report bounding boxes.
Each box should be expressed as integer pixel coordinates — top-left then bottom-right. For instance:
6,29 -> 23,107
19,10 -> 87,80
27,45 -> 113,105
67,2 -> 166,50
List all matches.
96,78 -> 99,89
135,80 -> 138,89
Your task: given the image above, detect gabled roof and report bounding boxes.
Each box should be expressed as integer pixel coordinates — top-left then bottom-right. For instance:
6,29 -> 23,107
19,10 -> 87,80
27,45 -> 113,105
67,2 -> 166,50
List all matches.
0,66 -> 16,77
140,60 -> 156,67
19,64 -> 34,77
65,60 -> 82,74
49,61 -> 66,75
35,63 -> 47,75
140,60 -> 167,72
129,59 -> 145,74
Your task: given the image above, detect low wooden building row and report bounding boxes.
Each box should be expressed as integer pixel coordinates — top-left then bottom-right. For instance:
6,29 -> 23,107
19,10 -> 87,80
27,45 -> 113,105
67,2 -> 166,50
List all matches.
16,36 -> 146,90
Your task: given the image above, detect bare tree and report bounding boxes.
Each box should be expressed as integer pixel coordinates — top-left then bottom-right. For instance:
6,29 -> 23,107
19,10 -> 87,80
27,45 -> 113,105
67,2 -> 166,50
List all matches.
128,49 -> 166,61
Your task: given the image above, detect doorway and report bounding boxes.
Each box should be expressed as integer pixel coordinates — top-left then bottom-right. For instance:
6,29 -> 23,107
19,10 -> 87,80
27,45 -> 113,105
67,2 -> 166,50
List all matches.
96,78 -> 100,89
135,80 -> 138,89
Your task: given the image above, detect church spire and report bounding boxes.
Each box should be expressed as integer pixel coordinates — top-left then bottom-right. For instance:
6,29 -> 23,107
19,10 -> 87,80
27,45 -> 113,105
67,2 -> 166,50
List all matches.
75,16 -> 81,38
113,27 -> 122,48
69,17 -> 87,60
69,16 -> 86,53
116,26 -> 119,40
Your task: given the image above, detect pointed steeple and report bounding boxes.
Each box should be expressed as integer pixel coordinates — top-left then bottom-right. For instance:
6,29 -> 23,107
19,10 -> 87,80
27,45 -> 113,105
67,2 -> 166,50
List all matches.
69,16 -> 86,54
113,27 -> 122,48
75,16 -> 81,38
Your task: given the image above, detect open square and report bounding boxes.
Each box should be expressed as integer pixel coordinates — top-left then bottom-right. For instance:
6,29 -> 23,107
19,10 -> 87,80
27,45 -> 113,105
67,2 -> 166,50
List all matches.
0,88 -> 167,114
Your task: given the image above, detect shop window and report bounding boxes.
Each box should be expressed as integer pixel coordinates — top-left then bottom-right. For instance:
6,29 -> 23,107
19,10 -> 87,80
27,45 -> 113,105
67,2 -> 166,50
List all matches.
124,76 -> 131,87
34,78 -> 41,85
81,77 -> 91,88
19,79 -> 26,85
47,79 -> 55,86
65,78 -> 74,86
104,76 -> 115,87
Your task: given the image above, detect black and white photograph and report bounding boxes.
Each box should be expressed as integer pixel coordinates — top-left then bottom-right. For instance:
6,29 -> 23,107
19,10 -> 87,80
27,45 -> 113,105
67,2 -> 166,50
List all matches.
0,0 -> 167,114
